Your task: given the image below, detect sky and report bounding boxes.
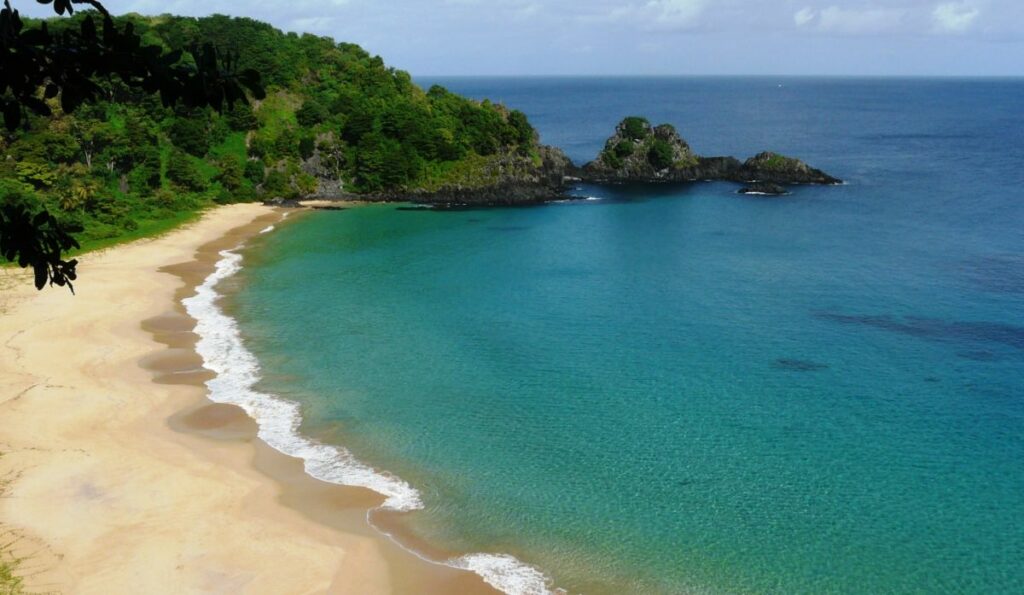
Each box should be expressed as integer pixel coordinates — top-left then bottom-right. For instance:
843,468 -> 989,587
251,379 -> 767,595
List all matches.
20,0 -> 1024,76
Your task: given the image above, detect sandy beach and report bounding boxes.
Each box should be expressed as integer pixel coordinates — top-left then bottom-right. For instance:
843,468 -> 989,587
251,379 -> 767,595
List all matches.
0,204 -> 495,594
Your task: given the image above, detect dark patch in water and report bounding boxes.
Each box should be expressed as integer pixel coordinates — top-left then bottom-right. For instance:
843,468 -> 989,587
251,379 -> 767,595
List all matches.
817,313 -> 1024,350
923,376 -> 941,383
961,253 -> 1024,295
487,225 -> 530,232
956,350 -> 1001,362
465,217 -> 484,223
395,205 -> 432,211
774,358 -> 829,372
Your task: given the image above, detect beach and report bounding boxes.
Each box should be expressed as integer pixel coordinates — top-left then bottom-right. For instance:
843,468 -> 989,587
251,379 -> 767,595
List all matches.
0,203 -> 495,594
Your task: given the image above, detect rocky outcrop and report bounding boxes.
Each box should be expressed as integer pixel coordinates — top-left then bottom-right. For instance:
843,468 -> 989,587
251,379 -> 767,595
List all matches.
582,118 -> 699,182
581,117 -> 841,189
305,144 -> 575,207
401,144 -> 574,207
738,182 -> 788,196
741,152 -> 840,185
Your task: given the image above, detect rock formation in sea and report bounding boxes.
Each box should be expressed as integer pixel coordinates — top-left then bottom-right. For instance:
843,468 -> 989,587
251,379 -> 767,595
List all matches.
581,117 -> 841,188
298,116 -> 840,207
738,182 -> 789,196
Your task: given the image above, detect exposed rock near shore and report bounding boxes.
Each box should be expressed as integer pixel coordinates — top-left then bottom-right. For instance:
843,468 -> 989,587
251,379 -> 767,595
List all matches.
738,182 -> 789,196
386,144 -> 575,206
581,117 -> 841,189
305,144 -> 575,207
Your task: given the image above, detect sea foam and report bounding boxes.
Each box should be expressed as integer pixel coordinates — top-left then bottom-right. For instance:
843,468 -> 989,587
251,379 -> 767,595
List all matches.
182,241 -> 557,595
183,247 -> 422,511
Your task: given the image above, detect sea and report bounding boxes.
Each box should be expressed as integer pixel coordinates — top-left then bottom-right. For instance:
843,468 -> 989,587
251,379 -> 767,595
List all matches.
192,77 -> 1024,594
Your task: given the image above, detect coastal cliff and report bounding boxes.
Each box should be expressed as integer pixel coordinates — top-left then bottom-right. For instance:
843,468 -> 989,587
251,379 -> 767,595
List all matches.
581,117 -> 841,189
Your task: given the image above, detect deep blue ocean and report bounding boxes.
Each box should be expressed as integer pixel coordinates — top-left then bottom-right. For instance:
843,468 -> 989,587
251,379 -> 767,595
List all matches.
229,78 -> 1024,593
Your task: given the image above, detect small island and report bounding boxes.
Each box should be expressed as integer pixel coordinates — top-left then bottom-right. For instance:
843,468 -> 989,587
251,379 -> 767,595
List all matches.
578,116 -> 841,191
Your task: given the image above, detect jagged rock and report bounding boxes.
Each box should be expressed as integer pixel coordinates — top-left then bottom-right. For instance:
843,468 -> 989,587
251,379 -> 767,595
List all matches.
741,152 -> 840,185
739,182 -> 788,196
391,145 -> 574,207
581,117 -> 698,181
581,117 -> 841,190
262,196 -> 303,208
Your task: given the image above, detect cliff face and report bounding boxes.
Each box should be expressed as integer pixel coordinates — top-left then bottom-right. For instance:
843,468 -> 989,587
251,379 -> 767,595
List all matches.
403,144 -> 574,206
581,118 -> 841,187
302,143 -> 574,206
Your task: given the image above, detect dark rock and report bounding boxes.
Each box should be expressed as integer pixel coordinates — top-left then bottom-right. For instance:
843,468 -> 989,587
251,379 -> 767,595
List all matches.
740,152 -> 841,185
774,358 -> 830,371
739,182 -> 789,196
262,197 -> 303,208
580,117 -> 842,190
581,118 -> 699,182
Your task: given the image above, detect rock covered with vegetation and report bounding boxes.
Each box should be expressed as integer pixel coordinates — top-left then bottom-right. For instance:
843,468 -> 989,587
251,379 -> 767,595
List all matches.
583,117 -> 698,180
0,13 -> 569,250
582,117 -> 841,189
739,152 -> 840,185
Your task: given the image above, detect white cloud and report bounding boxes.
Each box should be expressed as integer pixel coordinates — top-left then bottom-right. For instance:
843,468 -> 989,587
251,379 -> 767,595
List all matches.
647,0 -> 708,26
932,1 -> 980,33
813,5 -> 907,35
579,0 -> 707,30
794,7 -> 815,27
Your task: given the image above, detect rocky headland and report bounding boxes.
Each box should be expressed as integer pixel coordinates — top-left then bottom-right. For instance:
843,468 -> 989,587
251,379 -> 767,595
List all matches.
299,116 -> 840,208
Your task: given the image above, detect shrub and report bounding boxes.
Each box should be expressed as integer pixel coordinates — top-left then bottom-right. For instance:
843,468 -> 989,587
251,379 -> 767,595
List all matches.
244,160 -> 265,184
614,140 -> 635,159
299,136 -> 316,160
166,149 -> 207,191
621,116 -> 650,140
296,99 -> 329,127
647,139 -> 674,170
168,118 -> 210,157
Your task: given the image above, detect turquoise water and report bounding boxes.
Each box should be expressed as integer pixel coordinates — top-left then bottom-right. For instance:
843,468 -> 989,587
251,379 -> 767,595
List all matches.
232,78 -> 1024,593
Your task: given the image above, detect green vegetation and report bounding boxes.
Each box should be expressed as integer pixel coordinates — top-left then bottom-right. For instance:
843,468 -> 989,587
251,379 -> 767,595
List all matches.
0,558 -> 20,595
621,116 -> 650,140
647,139 -> 675,170
2,11 -> 539,265
755,152 -> 798,171
0,461 -> 22,595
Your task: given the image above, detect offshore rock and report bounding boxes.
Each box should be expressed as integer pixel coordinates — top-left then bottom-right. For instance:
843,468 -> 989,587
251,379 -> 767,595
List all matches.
581,117 -> 841,189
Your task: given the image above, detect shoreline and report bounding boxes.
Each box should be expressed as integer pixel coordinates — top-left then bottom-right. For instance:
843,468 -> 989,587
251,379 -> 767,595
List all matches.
0,204 -> 496,593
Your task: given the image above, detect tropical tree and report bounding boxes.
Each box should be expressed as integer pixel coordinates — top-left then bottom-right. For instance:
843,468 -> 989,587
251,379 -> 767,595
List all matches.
0,0 -> 265,291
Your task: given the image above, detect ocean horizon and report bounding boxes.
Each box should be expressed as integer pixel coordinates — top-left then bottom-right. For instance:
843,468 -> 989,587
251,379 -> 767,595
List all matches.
209,76 -> 1022,594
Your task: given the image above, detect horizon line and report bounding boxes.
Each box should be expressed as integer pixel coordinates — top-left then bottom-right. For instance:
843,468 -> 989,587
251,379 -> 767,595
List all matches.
412,73 -> 1024,79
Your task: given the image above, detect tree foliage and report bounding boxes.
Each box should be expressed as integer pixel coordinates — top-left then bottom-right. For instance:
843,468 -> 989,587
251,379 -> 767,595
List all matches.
621,116 -> 650,140
0,0 -> 265,291
1,3 -> 542,291
647,138 -> 674,170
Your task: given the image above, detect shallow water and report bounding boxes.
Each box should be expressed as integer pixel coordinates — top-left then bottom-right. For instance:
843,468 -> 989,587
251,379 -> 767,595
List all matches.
231,78 -> 1024,593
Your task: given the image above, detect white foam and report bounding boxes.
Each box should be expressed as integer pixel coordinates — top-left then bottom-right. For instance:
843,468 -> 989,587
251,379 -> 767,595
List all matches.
182,236 -> 561,595
451,553 -> 558,595
259,225 -> 275,234
182,247 -> 422,512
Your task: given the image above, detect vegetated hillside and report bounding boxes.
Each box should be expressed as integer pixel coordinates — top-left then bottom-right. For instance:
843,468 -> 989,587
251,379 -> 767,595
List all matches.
0,13 -> 556,250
